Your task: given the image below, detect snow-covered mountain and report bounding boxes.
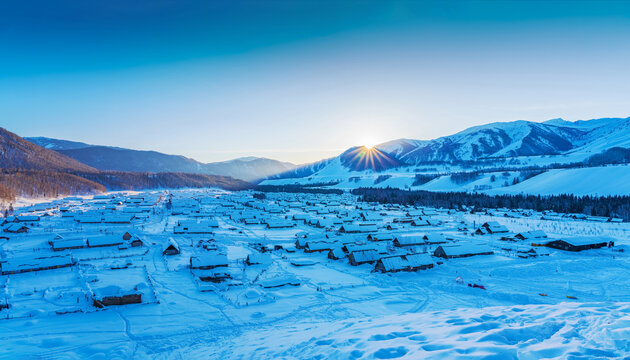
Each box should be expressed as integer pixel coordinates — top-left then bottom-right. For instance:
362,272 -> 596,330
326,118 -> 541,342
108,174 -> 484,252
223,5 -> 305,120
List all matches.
262,117 -> 630,192
377,118 -> 630,164
26,137 -> 296,182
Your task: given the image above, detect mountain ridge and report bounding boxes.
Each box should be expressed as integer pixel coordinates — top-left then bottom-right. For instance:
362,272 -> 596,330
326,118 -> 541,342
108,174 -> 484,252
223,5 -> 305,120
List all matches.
26,137 -> 296,182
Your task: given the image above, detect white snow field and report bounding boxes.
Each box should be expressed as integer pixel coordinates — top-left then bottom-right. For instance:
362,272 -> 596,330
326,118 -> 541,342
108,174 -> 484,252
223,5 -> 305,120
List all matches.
485,165 -> 630,196
263,158 -> 630,196
0,189 -> 629,359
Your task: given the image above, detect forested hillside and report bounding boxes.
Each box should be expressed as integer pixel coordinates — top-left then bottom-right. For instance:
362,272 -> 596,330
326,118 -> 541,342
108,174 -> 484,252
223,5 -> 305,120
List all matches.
0,128 -> 252,203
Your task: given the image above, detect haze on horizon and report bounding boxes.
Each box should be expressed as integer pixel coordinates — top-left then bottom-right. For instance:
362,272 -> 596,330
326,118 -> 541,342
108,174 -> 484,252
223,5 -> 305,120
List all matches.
2,0 -> 630,164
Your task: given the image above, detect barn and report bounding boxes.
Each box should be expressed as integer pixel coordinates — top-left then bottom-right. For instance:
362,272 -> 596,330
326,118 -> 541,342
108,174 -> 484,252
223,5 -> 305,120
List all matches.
434,244 -> 494,259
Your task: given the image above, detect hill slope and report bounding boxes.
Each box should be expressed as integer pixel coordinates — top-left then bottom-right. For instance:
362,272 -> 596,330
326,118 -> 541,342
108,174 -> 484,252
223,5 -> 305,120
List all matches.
26,137 -> 296,182
1,129 -> 251,203
1,128 -> 97,172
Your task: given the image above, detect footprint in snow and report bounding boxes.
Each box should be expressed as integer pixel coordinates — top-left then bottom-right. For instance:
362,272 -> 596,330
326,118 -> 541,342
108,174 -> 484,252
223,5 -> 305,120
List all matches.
373,346 -> 409,359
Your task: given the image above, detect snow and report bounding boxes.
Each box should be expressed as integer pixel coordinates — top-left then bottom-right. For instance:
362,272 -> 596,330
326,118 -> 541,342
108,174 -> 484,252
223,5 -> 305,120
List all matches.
486,165 -> 630,196
1,188 -> 629,359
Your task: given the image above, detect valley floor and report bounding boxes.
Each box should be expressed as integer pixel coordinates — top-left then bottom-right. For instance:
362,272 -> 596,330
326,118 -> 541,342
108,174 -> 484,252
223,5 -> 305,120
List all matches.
1,189 -> 629,359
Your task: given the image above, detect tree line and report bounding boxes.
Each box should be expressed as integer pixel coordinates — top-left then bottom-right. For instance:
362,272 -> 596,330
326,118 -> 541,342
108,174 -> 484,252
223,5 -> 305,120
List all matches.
351,187 -> 630,221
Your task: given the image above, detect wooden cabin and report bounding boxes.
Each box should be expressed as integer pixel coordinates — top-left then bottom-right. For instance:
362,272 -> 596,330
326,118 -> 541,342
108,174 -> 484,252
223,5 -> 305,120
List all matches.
190,253 -> 229,269
393,235 -> 425,247
348,249 -> 380,266
434,244 -> 494,259
374,254 -> 434,273
162,239 -> 180,256
514,230 -> 547,240
481,221 -> 509,234
544,237 -> 613,252
3,224 -> 28,233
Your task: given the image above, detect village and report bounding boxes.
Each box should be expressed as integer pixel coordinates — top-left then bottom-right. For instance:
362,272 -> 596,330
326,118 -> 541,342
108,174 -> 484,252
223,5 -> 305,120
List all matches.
0,188 -> 628,357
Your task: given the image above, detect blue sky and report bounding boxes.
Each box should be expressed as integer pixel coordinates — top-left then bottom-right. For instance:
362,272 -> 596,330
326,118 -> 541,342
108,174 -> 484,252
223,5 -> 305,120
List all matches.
2,1 -> 630,164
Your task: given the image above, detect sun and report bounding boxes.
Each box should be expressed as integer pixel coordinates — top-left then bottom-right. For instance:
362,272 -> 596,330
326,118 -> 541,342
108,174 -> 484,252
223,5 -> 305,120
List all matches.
361,137 -> 378,149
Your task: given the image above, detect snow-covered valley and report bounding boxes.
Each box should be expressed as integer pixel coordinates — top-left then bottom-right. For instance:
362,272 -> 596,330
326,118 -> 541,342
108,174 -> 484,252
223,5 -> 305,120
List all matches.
1,189 -> 629,359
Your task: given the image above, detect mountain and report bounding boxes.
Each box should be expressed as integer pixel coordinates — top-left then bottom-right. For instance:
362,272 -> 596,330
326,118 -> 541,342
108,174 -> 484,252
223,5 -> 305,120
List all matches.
1,129 -> 97,172
339,146 -> 405,171
261,117 -> 630,191
26,137 -> 296,182
376,117 -> 630,164
204,157 -> 296,182
1,129 -> 251,203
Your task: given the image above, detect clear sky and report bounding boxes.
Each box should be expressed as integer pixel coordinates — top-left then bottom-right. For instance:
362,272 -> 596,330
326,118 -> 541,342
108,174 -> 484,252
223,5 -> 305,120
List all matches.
2,1 -> 630,164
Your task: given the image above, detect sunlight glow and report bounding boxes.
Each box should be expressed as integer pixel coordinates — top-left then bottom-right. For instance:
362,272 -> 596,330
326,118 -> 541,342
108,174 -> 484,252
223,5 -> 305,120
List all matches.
360,138 -> 378,149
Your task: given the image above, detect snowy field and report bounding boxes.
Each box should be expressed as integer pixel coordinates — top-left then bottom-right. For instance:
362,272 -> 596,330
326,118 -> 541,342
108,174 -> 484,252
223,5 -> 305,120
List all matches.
0,189 -> 629,359
262,161 -> 630,197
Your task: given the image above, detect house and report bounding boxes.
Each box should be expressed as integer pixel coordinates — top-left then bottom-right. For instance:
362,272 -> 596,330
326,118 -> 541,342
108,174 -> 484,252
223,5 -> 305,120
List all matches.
174,219 -> 218,234
246,252 -> 272,265
386,224 -> 402,231
75,214 -> 102,223
259,276 -> 300,288
130,238 -> 144,247
410,218 -> 430,227
339,224 -> 378,233
265,219 -> 294,229
348,249 -> 380,266
374,255 -> 409,273
295,237 -> 308,250
360,213 -> 380,222
405,254 -> 435,271
292,214 -> 308,222
163,239 -> 180,255
304,241 -> 334,253
367,233 -> 395,242
544,237 -> 613,252
422,233 -> 448,245
434,244 -> 494,259
328,246 -> 346,260
393,235 -> 425,247
374,254 -> 434,273
87,236 -> 124,248
514,230 -> 547,241
92,286 -> 142,308
1,254 -> 76,275
103,214 -> 135,224
51,238 -> 86,251
190,253 -> 229,269
481,222 -> 509,234
4,223 -> 28,233
15,215 -> 40,222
